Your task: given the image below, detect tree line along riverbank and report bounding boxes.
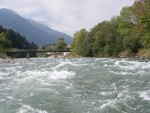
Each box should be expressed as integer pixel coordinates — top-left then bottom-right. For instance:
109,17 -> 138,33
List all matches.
1,0 -> 150,60
71,0 -> 150,58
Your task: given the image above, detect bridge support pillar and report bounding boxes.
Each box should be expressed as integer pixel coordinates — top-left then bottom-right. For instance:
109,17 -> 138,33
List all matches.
54,52 -> 58,58
27,52 -> 30,59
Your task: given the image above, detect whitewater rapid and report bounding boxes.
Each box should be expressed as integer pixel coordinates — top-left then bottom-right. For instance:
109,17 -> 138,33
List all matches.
0,58 -> 150,113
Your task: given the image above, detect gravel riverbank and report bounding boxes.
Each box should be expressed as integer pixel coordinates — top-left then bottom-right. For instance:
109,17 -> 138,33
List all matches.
0,54 -> 16,63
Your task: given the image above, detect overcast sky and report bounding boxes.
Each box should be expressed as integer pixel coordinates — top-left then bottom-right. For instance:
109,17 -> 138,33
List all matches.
0,0 -> 134,36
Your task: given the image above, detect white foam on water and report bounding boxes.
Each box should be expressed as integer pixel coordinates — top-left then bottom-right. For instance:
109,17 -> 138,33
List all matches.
95,58 -> 114,62
66,83 -> 73,89
23,70 -> 50,77
112,60 -> 150,78
15,70 -> 48,82
0,71 -> 10,76
30,93 -> 34,97
139,91 -> 150,101
100,99 -> 117,109
0,75 -> 3,79
135,70 -> 145,75
117,93 -> 124,98
52,60 -> 87,70
15,70 -> 75,85
141,62 -> 150,70
40,81 -> 52,86
53,61 -> 70,69
114,60 -> 150,72
6,66 -> 21,71
112,83 -> 117,90
0,99 -> 6,102
17,105 -> 48,113
100,92 -> 112,96
7,96 -> 14,99
49,70 -> 75,80
0,66 -> 22,77
114,60 -> 120,66
114,60 -> 139,71
104,64 -> 109,67
110,71 -> 131,75
99,92 -> 136,112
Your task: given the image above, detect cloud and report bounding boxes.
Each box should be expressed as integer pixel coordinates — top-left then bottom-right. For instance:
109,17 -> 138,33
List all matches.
0,0 -> 134,36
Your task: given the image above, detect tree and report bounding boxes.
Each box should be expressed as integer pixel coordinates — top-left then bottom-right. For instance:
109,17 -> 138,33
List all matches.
0,26 -> 37,57
132,0 -> 150,48
93,19 -> 122,56
71,29 -> 88,56
141,14 -> 150,48
55,38 -> 67,50
0,33 -> 11,53
70,0 -> 150,57
82,31 -> 95,57
117,6 -> 141,53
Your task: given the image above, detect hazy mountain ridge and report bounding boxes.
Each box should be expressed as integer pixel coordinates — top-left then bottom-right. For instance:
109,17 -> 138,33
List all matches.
0,8 -> 72,45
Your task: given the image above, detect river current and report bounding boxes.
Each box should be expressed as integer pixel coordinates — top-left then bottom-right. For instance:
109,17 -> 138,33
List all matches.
0,58 -> 150,113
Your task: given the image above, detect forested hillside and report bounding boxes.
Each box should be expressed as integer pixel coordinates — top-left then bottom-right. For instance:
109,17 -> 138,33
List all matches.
0,25 -> 37,56
71,0 -> 150,58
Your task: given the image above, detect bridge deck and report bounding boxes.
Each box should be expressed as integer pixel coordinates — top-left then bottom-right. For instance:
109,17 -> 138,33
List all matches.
6,50 -> 70,54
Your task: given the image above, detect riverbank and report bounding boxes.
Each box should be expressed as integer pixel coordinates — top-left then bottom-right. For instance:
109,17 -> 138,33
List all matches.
0,54 -> 16,63
1,50 -> 149,63
47,52 -> 71,59
0,53 -> 71,63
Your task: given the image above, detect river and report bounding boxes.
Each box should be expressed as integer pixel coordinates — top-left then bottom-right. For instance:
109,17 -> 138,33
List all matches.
0,58 -> 150,113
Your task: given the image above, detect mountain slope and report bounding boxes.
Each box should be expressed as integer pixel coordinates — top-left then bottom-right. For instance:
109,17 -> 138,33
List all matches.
27,19 -> 72,44
0,8 -> 72,45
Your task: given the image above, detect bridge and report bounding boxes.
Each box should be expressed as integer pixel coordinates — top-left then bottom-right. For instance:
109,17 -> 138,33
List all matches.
6,49 -> 71,58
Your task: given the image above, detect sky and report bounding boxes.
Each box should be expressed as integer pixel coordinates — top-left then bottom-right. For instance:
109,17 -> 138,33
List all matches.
0,0 -> 134,36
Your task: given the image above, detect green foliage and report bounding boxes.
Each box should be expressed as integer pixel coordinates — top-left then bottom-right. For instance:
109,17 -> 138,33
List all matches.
141,14 -> 150,31
0,33 -> 12,53
4,29 -> 37,49
123,36 -> 141,53
71,29 -> 88,56
71,20 -> 124,57
0,26 -> 37,50
55,38 -> 67,50
0,25 -> 37,57
82,31 -> 95,57
141,14 -> 150,48
132,0 -> 150,48
142,33 -> 150,48
92,21 -> 108,55
44,45 -> 52,51
117,6 -> 134,37
132,0 -> 150,23
71,0 -> 149,57
36,45 -> 52,57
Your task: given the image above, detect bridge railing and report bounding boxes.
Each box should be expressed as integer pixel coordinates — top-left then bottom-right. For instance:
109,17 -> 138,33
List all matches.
6,49 -> 71,53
